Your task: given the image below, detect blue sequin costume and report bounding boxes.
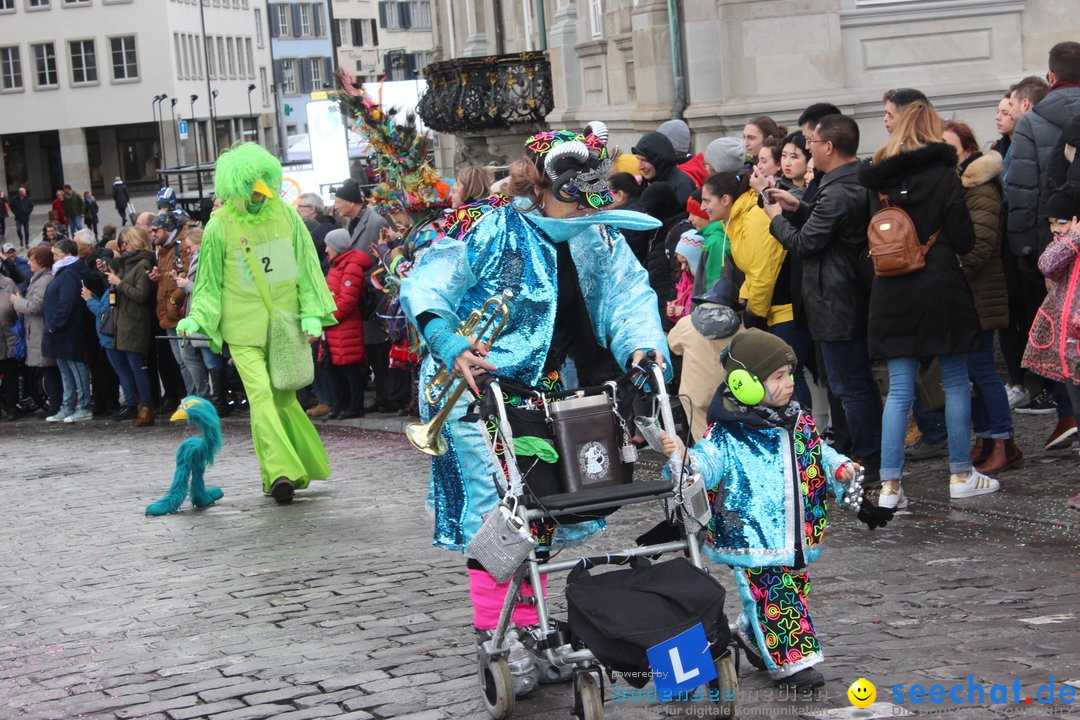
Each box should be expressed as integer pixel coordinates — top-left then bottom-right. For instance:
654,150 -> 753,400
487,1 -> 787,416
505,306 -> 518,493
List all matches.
400,197 -> 670,551
667,403 -> 855,679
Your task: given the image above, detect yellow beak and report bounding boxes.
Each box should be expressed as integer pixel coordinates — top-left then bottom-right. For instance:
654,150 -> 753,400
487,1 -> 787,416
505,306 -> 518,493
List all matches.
170,408 -> 189,423
252,179 -> 274,199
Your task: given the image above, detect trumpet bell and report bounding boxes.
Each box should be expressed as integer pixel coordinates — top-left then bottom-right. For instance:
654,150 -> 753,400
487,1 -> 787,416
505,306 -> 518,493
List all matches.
406,419 -> 449,456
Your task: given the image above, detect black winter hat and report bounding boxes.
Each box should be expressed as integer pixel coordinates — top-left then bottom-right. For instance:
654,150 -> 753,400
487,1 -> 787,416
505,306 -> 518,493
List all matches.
1045,181 -> 1080,221
335,178 -> 365,204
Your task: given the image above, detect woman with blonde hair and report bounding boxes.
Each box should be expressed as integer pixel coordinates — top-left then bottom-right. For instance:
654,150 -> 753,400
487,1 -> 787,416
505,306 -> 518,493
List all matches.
103,226 -> 158,425
450,165 -> 496,209
860,102 -> 995,508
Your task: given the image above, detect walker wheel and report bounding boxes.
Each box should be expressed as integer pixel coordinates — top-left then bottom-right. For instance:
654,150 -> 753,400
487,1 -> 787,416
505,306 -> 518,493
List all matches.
574,671 -> 604,720
711,650 -> 738,717
478,655 -> 514,719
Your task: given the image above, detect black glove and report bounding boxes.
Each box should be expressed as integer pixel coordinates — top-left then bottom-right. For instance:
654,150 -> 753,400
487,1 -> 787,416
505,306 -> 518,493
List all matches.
857,498 -> 896,531
742,309 -> 768,331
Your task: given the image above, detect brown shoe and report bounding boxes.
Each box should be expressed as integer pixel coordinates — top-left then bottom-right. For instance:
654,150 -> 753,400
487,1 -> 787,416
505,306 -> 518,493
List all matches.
1044,416 -> 1077,450
306,403 -> 332,418
133,405 -> 155,427
970,437 -> 991,466
975,436 -> 1024,474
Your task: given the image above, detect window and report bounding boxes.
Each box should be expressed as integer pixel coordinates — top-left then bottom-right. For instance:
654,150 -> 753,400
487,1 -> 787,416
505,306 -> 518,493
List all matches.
193,34 -> 203,78
254,8 -> 264,47
180,34 -> 190,78
259,65 -> 268,105
274,3 -> 289,36
69,39 -> 97,83
588,0 -> 603,39
282,58 -> 296,93
216,36 -> 225,78
206,35 -> 215,78
407,1 -> 431,29
174,34 -> 183,79
110,35 -> 138,80
227,37 -> 236,78
31,42 -> 57,87
298,4 -> 311,36
309,57 -> 321,88
245,38 -> 254,78
0,0 -> 14,11
0,45 -> 22,90
337,19 -> 352,46
28,0 -> 49,8
235,37 -> 244,77
63,0 -> 90,5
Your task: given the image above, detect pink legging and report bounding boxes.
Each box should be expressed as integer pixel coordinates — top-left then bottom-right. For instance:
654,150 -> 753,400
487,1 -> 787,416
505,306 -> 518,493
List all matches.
468,568 -> 549,630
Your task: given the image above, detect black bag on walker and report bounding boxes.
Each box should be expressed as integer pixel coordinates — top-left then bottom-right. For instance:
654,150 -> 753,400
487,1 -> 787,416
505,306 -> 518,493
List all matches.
565,557 -> 730,688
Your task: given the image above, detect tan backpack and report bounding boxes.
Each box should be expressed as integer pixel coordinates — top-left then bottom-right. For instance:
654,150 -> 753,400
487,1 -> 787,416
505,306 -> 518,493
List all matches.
867,193 -> 940,277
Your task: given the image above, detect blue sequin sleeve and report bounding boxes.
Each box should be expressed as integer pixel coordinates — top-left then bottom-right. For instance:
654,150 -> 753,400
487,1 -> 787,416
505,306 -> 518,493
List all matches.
399,235 -> 477,331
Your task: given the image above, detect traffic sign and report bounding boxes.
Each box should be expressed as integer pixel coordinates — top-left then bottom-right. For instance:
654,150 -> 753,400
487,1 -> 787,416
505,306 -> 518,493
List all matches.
646,623 -> 717,699
178,120 -> 188,140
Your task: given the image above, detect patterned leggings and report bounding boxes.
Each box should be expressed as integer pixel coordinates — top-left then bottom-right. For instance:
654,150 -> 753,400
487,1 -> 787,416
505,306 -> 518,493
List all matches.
734,565 -> 823,679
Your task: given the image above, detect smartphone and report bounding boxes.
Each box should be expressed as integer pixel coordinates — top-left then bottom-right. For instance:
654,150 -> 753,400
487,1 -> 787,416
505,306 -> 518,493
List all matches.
759,188 -> 774,205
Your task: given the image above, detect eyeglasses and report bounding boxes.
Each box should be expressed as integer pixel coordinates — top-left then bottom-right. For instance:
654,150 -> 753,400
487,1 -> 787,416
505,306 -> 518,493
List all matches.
297,204 -> 313,209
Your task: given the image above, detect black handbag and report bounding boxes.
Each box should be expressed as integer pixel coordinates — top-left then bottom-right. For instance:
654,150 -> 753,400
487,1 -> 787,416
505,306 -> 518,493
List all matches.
97,305 -> 116,337
565,557 -> 730,688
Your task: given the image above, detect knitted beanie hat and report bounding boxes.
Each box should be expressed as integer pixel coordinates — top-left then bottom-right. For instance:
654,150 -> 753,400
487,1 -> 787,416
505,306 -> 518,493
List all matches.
675,231 -> 704,272
686,195 -> 709,220
722,328 -> 796,381
1045,181 -> 1080,222
704,137 -> 746,174
324,228 -> 352,254
657,119 -> 692,156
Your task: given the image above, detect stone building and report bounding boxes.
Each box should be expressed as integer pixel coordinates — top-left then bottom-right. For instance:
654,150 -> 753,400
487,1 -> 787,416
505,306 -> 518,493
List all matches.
332,0 -> 435,85
421,0 -> 1080,172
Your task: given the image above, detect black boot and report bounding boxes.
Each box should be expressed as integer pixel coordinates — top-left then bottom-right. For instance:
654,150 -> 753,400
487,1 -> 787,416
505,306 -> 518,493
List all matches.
209,368 -> 232,417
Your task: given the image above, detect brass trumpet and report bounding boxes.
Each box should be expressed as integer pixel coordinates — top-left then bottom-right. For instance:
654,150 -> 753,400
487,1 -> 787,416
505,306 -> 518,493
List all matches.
406,290 -> 513,456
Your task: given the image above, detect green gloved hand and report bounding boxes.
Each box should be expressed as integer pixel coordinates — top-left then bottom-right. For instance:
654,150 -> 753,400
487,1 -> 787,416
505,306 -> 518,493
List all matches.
301,317 -> 324,339
176,318 -> 201,337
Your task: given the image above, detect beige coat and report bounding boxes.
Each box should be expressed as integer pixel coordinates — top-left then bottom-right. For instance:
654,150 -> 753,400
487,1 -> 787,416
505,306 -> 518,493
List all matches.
668,317 -> 736,443
12,269 -> 54,367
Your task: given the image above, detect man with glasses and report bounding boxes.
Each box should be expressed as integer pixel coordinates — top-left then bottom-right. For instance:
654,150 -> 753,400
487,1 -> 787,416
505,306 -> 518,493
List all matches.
762,114 -> 883,480
296,193 -> 334,271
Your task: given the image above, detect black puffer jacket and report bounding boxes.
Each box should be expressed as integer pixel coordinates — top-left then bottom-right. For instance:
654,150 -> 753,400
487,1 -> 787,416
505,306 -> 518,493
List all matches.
768,160 -> 876,342
859,143 -> 980,359
631,132 -> 696,206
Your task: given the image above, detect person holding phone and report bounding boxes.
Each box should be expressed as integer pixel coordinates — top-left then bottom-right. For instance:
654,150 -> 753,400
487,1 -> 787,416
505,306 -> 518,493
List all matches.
42,240 -> 94,422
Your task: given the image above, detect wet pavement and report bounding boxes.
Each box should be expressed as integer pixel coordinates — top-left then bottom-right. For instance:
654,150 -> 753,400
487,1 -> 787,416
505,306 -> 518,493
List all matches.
1,410 -> 1078,720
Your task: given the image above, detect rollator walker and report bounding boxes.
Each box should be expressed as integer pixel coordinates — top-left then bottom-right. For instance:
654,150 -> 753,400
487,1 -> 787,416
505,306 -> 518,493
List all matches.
465,362 -> 739,720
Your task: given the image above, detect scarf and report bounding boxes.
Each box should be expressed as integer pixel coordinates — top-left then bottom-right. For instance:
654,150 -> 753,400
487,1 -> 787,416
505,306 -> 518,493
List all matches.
707,383 -> 802,429
52,255 -> 80,272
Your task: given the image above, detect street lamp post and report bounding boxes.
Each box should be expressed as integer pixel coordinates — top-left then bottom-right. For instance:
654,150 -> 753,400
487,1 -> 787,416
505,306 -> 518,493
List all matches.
210,89 -> 219,155
247,83 -> 257,141
170,98 -> 182,193
152,94 -> 167,185
190,94 -> 204,205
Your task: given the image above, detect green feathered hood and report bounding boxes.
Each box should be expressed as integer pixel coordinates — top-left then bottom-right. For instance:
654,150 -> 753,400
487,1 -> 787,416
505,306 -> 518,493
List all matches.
214,142 -> 283,217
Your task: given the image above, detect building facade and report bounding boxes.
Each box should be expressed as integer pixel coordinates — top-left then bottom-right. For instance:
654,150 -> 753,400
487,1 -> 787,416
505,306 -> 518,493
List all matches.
331,0 -> 435,85
424,0 -> 1080,171
0,0 -> 277,201
267,0 -> 335,159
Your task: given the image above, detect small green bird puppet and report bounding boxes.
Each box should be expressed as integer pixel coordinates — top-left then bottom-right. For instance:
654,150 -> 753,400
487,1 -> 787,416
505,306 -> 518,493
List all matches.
145,396 -> 225,516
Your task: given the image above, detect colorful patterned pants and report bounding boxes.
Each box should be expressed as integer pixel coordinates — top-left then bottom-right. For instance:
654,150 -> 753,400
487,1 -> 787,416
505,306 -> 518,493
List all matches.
733,565 -> 823,679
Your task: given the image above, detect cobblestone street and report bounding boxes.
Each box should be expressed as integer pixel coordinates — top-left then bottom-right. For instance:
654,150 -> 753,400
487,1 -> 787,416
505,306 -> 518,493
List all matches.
2,414 -> 1079,720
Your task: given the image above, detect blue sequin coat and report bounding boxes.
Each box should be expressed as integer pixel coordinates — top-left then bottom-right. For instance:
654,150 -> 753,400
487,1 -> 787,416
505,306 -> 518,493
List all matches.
400,198 -> 670,551
671,407 -> 853,568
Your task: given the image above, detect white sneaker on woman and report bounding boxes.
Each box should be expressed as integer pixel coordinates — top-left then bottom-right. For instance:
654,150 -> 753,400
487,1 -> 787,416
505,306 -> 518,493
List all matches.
878,485 -> 909,509
949,470 -> 1000,499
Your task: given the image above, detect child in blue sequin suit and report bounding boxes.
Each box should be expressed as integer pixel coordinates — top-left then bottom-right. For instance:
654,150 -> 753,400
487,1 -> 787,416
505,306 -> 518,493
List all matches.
662,329 -> 864,692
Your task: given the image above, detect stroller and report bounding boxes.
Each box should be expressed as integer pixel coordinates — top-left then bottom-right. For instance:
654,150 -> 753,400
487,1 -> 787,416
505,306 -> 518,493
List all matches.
469,363 -> 738,719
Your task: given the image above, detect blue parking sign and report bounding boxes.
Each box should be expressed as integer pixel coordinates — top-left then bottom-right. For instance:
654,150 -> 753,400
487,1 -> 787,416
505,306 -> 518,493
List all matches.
646,623 -> 717,699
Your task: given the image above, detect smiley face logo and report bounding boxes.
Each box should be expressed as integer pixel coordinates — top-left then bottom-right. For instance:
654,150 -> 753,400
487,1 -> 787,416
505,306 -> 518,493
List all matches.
848,678 -> 876,708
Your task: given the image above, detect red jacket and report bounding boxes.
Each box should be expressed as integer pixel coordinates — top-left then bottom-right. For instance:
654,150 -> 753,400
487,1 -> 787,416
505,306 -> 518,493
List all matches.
324,249 -> 373,365
679,153 -> 708,188
51,198 -> 67,226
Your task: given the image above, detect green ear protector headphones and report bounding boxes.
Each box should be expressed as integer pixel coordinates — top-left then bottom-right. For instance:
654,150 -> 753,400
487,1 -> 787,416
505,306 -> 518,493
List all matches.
721,345 -> 795,406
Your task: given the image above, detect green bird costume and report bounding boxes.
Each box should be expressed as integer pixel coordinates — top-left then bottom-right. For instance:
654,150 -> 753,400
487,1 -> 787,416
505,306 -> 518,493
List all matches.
178,143 -> 337,499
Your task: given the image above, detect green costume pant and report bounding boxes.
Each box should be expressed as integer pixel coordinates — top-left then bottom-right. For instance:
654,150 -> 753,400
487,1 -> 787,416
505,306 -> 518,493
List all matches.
231,344 -> 331,492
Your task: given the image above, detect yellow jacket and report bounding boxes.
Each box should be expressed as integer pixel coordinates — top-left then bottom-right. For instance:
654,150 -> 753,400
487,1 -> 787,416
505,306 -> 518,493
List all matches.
728,190 -> 792,326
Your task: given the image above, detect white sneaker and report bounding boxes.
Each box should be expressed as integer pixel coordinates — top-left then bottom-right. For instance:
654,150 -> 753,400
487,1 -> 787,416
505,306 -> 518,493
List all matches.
878,485 -> 909,509
949,470 -> 1000,499
45,410 -> 73,422
1006,385 -> 1030,410
63,408 -> 94,423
